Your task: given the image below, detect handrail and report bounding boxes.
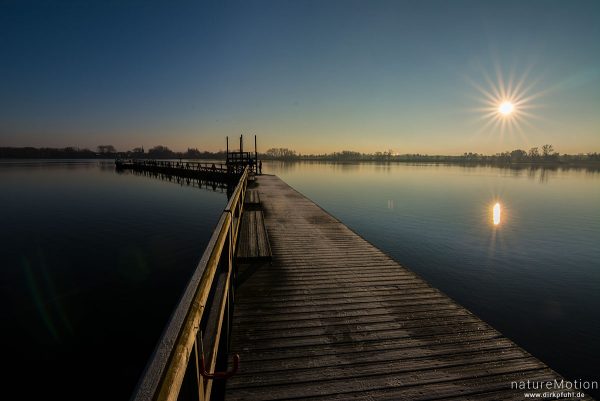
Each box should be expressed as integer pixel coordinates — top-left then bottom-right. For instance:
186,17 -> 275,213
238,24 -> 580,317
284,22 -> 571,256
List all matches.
131,167 -> 249,401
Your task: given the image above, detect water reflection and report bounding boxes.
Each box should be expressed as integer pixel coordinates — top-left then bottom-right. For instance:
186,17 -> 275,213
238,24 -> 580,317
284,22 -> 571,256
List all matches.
261,160 -> 600,184
115,167 -> 235,197
493,202 -> 501,226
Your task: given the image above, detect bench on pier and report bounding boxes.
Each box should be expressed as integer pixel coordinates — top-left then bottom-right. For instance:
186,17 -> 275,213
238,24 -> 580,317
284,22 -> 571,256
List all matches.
243,190 -> 261,210
236,210 -> 272,261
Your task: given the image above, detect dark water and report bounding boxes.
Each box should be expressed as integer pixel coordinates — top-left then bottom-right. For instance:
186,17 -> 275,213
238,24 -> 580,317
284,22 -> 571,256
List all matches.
0,160 -> 226,400
265,161 -> 600,396
2,160 -> 599,399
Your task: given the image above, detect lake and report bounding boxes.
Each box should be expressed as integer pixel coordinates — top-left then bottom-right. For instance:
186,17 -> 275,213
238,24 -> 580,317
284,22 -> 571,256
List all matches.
1,160 -> 599,399
0,160 -> 227,400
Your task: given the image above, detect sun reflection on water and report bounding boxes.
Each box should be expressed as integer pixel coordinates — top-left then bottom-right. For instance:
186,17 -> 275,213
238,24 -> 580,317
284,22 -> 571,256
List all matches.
493,202 -> 501,226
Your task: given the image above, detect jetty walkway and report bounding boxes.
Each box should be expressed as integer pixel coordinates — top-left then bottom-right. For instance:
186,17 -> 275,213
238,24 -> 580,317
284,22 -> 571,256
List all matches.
225,175 -> 590,401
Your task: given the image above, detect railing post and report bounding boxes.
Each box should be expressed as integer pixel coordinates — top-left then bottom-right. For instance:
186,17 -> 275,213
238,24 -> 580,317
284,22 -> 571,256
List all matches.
193,339 -> 206,401
227,209 -> 234,352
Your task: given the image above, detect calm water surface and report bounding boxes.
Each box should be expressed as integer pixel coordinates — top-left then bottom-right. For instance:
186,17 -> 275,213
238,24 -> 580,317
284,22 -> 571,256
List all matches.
0,160 -> 226,400
2,160 -> 599,399
265,161 -> 600,395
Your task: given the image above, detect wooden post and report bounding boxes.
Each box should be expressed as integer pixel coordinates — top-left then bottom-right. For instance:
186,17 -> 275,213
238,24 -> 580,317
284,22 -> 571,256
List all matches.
254,135 -> 257,167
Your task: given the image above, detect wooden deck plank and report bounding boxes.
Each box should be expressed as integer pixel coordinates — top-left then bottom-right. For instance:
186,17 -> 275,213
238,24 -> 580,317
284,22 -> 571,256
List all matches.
232,331 -> 504,363
227,349 -> 535,389
244,190 -> 261,206
248,211 -> 256,258
232,315 -> 482,341
274,370 -> 574,401
236,299 -> 476,322
227,359 -> 545,400
226,175 -> 589,400
235,337 -> 518,373
235,288 -> 440,305
255,212 -> 271,258
236,210 -> 272,261
235,308 -> 474,330
234,285 -> 441,302
237,280 -> 428,293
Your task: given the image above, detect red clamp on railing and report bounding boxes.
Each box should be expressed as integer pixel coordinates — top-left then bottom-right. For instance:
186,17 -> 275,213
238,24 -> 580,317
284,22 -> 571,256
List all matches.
199,354 -> 240,380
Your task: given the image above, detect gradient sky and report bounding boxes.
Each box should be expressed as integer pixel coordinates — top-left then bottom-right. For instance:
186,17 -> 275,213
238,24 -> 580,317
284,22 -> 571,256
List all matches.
1,0 -> 599,154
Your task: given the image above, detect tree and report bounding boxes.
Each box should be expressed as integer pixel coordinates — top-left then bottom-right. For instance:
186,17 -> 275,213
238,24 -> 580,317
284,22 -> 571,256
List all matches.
264,148 -> 297,159
462,152 -> 480,161
148,145 -> 175,158
333,150 -> 362,160
185,148 -> 202,158
510,149 -> 527,162
528,147 -> 539,159
588,152 -> 600,161
542,144 -> 554,158
97,145 -> 116,154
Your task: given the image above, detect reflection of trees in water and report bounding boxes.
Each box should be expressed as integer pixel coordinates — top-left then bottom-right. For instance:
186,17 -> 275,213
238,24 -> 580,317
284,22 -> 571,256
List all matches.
538,168 -> 551,183
518,165 -> 557,183
467,163 -> 600,183
98,161 -> 118,172
468,162 -> 599,174
521,164 -> 586,183
332,162 -> 360,172
115,168 -> 234,198
472,163 -> 593,183
265,160 -> 599,184
262,160 -> 296,174
373,163 -> 392,173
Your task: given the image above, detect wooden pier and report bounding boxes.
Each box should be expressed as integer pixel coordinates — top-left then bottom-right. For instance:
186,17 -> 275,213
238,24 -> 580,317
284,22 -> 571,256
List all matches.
131,170 -> 593,401
225,175 -> 592,401
115,135 -> 259,184
115,160 -> 238,182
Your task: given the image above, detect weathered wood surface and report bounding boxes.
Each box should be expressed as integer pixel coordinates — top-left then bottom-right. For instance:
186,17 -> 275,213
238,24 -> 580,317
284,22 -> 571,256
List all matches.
236,210 -> 272,261
226,175 -> 592,401
244,190 -> 261,208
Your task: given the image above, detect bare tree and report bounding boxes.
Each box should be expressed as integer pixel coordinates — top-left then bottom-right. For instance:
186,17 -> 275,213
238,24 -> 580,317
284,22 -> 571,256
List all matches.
265,148 -> 297,159
542,144 -> 554,158
528,147 -> 539,159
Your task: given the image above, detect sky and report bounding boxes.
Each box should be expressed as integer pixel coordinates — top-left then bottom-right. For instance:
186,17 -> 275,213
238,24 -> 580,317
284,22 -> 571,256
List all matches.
1,0 -> 599,154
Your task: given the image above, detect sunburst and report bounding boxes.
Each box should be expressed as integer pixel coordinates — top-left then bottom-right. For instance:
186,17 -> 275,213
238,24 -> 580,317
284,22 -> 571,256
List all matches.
468,63 -> 546,144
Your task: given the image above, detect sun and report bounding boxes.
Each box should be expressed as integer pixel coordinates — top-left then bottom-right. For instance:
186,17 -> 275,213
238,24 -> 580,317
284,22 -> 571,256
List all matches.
468,62 -> 545,143
498,101 -> 514,116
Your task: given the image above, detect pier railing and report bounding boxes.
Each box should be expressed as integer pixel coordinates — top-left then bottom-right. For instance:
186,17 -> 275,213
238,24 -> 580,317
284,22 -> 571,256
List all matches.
131,167 -> 249,401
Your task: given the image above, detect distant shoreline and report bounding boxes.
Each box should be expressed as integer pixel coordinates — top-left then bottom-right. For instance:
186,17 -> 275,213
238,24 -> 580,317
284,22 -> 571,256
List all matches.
1,146 -> 599,170
266,158 -> 600,169
1,157 -> 599,171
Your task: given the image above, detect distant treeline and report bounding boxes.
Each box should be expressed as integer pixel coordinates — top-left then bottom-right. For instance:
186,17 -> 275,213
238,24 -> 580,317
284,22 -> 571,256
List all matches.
261,145 -> 600,165
0,146 -> 99,159
2,144 -> 599,166
0,145 -> 227,160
